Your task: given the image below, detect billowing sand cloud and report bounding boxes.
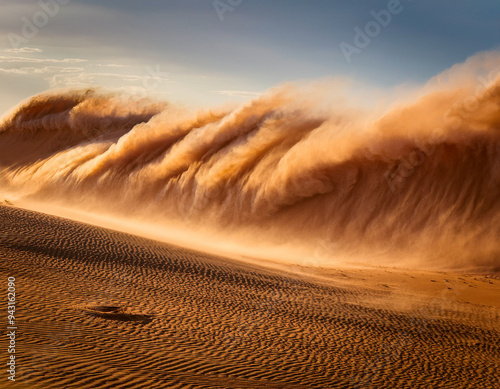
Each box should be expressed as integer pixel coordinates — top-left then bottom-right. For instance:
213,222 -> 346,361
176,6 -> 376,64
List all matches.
1,51 -> 500,272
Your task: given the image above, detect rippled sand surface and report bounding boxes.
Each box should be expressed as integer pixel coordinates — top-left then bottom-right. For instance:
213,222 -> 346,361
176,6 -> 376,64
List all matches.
0,205 -> 498,388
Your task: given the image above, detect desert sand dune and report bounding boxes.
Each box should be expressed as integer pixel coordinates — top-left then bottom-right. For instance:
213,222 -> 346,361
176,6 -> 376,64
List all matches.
0,205 -> 498,388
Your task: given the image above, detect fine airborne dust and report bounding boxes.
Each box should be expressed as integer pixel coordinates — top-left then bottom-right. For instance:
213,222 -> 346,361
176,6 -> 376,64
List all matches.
1,52 -> 500,272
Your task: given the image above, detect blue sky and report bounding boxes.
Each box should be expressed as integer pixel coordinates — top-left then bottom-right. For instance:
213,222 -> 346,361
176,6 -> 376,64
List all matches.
0,0 -> 498,115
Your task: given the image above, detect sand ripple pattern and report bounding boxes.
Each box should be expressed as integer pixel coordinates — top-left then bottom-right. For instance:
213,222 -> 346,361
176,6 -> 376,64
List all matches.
0,206 -> 499,388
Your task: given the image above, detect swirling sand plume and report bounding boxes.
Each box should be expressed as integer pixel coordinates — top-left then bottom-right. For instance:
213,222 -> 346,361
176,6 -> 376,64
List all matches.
1,52 -> 500,272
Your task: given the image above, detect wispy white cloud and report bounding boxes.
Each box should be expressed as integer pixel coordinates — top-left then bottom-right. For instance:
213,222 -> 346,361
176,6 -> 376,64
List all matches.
0,66 -> 84,75
120,85 -> 172,95
47,73 -> 94,88
96,63 -> 129,68
84,72 -> 151,81
0,56 -> 87,64
4,47 -> 42,54
215,90 -> 262,98
47,71 -> 169,88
